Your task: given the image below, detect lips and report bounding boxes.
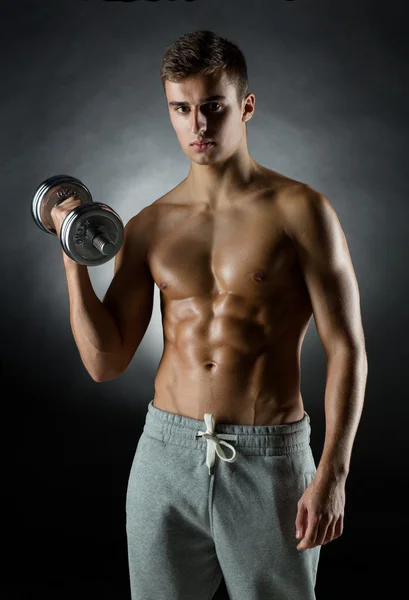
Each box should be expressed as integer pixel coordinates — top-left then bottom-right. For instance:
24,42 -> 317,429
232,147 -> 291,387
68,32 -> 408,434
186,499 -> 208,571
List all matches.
192,142 -> 215,150
192,140 -> 213,146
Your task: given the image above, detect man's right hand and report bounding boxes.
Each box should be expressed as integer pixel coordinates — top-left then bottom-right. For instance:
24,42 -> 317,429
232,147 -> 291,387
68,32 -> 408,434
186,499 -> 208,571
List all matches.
50,196 -> 83,239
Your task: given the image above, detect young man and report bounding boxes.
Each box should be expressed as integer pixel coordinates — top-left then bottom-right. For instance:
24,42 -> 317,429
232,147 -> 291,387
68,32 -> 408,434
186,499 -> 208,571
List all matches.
55,30 -> 368,600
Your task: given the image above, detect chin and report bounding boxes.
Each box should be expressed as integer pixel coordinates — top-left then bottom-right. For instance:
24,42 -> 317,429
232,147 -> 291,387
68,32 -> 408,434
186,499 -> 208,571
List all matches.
192,156 -> 217,165
188,146 -> 219,159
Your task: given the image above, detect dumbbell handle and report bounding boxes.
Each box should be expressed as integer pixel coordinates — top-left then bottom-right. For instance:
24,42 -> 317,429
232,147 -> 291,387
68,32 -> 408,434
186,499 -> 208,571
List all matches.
86,226 -> 115,257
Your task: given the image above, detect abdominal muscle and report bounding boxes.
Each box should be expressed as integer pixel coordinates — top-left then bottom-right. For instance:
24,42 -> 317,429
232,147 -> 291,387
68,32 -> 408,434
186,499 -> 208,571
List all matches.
152,306 -> 309,426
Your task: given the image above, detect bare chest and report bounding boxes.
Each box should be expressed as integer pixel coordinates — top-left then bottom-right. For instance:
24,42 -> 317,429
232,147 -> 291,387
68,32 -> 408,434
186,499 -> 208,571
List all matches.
146,200 -> 310,314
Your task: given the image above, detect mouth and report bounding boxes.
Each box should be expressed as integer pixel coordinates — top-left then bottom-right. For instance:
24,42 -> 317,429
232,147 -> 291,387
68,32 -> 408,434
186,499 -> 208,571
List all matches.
192,142 -> 215,151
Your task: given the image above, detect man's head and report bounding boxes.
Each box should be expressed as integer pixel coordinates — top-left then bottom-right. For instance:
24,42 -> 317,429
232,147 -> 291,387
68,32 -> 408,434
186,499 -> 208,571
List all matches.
160,31 -> 255,165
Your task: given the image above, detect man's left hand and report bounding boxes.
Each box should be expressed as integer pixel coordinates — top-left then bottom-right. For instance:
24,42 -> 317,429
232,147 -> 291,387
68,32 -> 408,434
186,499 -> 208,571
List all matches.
295,472 -> 345,550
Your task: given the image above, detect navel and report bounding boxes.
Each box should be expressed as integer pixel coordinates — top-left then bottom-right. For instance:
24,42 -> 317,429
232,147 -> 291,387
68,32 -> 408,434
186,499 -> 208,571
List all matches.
204,362 -> 217,370
253,270 -> 267,283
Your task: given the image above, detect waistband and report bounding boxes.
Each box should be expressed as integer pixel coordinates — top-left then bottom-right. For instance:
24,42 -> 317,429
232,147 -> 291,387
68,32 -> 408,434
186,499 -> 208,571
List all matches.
143,399 -> 311,457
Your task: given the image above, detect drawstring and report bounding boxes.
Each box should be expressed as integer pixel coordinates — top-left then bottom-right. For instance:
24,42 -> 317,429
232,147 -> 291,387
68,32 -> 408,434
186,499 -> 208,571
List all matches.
196,413 -> 238,475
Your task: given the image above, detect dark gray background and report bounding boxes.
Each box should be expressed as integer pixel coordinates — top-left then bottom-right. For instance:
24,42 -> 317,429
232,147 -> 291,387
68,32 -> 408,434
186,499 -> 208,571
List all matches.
1,0 -> 407,598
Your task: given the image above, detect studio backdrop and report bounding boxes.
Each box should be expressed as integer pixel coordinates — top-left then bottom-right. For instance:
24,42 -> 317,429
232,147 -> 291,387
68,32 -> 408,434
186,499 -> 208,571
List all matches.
1,1 -> 407,598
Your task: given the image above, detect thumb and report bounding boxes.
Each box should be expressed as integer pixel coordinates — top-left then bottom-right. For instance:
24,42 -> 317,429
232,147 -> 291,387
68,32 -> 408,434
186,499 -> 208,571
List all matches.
295,503 -> 308,539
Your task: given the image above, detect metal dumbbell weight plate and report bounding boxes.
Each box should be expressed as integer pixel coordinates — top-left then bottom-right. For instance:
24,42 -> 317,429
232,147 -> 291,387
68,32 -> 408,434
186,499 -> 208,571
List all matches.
31,174 -> 93,235
60,202 -> 124,265
31,175 -> 124,266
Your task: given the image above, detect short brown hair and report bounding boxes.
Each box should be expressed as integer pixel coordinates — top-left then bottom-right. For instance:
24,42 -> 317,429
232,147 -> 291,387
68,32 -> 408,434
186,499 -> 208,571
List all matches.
160,30 -> 249,106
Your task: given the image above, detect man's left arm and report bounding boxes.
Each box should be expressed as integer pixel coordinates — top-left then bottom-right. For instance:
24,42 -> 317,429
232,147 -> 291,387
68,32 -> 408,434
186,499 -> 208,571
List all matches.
284,184 -> 368,484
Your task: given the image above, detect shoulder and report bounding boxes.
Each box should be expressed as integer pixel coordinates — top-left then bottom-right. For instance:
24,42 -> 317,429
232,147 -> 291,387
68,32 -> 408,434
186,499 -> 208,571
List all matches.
257,167 -> 336,234
123,185 -> 184,257
126,205 -> 152,237
122,203 -> 160,266
277,183 -> 349,276
126,186 -> 178,232
277,182 -> 339,242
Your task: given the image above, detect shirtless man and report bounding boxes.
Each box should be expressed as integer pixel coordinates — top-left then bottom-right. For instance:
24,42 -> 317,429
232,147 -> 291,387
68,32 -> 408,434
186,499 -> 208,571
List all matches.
53,31 -> 368,600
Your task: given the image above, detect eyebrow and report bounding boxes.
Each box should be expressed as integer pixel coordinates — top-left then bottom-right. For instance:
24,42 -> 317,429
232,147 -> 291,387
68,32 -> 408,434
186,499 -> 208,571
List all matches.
168,94 -> 227,107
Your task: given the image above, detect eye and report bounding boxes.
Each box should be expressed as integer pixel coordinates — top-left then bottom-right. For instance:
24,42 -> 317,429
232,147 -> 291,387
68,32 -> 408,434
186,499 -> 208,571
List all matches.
206,103 -> 222,111
175,103 -> 222,114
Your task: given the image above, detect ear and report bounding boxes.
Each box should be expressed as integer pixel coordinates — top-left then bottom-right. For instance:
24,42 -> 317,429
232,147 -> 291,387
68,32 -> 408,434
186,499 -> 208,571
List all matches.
243,94 -> 255,122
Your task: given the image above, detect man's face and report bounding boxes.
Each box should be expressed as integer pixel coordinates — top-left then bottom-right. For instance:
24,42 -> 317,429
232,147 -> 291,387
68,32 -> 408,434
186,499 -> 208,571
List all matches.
165,71 -> 252,164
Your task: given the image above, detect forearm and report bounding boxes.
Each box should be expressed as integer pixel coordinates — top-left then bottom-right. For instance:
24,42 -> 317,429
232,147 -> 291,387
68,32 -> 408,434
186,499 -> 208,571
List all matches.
316,345 -> 368,482
62,253 -> 123,381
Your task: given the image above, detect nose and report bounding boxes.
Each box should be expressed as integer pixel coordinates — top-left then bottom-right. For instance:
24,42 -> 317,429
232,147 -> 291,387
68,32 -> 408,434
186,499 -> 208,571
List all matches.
189,107 -> 207,135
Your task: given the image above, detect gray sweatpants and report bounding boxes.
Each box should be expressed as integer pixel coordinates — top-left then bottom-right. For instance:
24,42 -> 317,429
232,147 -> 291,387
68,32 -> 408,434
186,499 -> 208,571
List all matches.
126,400 -> 320,600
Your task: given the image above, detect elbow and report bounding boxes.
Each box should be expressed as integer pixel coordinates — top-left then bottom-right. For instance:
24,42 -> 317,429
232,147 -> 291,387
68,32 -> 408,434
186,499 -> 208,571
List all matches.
87,353 -> 128,382
90,366 -> 124,383
326,339 -> 368,362
91,373 -> 120,383
90,372 -> 106,383
88,352 -> 127,382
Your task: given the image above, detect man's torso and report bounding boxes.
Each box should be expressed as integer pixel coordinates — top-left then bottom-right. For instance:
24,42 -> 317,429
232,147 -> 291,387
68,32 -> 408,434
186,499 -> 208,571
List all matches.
141,165 -> 314,425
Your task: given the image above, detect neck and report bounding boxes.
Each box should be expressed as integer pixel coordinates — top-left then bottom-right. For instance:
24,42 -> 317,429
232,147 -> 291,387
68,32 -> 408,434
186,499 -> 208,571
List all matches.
185,141 -> 260,209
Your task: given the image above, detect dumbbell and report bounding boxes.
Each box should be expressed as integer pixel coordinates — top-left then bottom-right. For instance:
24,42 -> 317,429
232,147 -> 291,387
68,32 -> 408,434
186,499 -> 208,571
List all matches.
31,175 -> 124,266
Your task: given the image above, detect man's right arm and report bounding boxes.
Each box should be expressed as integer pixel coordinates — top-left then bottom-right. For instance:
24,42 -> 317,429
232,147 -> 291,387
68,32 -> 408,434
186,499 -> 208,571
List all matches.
62,207 -> 155,382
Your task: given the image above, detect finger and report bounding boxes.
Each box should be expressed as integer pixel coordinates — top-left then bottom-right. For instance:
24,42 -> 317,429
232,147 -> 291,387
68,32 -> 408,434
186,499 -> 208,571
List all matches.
297,512 -> 320,550
322,518 -> 336,545
51,197 -> 78,215
333,514 -> 344,539
315,516 -> 331,547
295,504 -> 308,539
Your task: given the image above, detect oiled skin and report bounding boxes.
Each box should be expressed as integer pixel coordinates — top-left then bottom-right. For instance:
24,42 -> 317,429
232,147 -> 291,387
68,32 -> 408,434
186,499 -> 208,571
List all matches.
143,165 -> 315,426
